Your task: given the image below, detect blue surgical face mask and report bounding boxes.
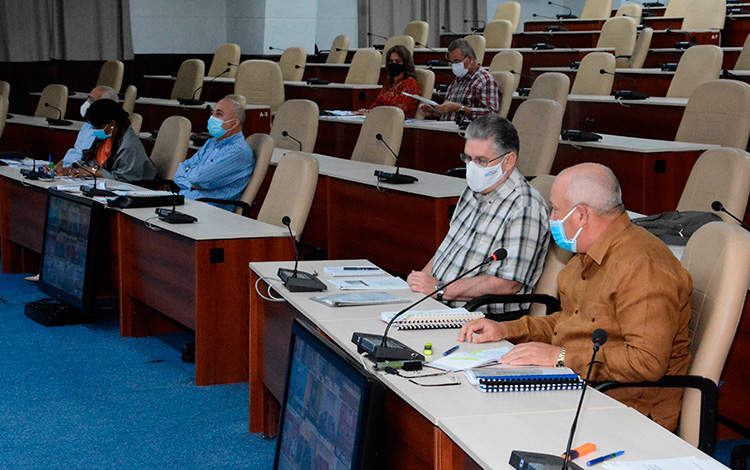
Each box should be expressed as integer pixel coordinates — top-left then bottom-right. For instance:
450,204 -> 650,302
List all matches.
93,126 -> 112,140
207,115 -> 229,138
550,206 -> 583,252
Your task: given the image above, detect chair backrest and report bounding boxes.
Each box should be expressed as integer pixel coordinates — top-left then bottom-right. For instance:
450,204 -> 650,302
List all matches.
345,49 -> 382,85
570,52 -> 615,95
270,99 -> 319,153
171,59 -> 204,101
580,0 -> 613,19
629,27 -> 653,68
129,112 -> 143,135
489,50 -> 524,89
615,3 -> 642,24
734,33 -> 750,70
236,133 -> 275,214
381,36 -> 415,65
490,71 -> 515,117
664,0 -> 690,17
122,85 -> 137,115
666,45 -> 723,98
278,47 -> 307,81
257,151 -> 319,239
414,68 -> 434,101
208,43 -> 241,78
326,35 -> 350,64
529,72 -> 570,111
404,21 -> 429,47
596,16 -> 637,68
0,96 -> 8,140
96,60 -> 124,93
678,222 -> 750,447
465,35 -> 486,65
0,80 -> 9,100
512,99 -> 564,177
235,60 -> 285,112
34,84 -> 68,118
493,2 -> 522,32
677,148 -> 750,224
351,106 -> 405,165
484,20 -> 514,49
682,0 -> 726,30
150,115 -> 191,180
675,80 -> 750,149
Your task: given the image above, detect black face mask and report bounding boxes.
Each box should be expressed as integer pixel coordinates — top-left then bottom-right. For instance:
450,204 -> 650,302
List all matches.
387,62 -> 406,78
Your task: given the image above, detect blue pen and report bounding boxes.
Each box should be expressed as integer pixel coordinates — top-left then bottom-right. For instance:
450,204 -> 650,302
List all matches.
442,345 -> 459,356
587,450 -> 624,466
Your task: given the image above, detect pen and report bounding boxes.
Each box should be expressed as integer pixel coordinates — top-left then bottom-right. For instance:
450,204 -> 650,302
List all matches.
587,450 -> 624,466
442,345 -> 459,356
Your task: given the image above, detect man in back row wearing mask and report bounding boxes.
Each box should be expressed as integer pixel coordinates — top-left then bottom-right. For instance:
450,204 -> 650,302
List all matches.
407,114 -> 550,315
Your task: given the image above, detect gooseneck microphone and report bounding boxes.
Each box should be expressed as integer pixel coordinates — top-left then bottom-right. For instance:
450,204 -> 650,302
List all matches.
373,133 -> 418,184
464,19 -> 486,32
276,216 -> 327,292
510,69 -> 534,95
281,130 -> 303,151
712,201 -> 750,231
532,13 -> 569,31
599,69 -> 650,100
44,103 -> 72,126
367,32 -> 388,49
548,1 -> 578,18
415,41 -> 450,67
441,25 -> 460,36
352,248 -> 508,362
178,67 -> 232,106
72,160 -> 115,197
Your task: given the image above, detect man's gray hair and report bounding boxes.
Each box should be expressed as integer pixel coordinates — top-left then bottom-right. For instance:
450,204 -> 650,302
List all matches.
447,38 -> 476,60
221,97 -> 246,126
93,85 -> 118,101
560,163 -> 624,215
464,114 -> 520,156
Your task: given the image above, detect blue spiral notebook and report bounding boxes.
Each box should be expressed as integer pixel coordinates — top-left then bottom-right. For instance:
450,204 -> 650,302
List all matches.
465,367 -> 584,392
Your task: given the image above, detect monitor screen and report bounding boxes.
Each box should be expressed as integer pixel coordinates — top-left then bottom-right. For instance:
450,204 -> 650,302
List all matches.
274,320 -> 383,470
38,189 -> 102,313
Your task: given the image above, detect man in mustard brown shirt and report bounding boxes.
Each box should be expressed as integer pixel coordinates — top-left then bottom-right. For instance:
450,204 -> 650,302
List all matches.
458,162 -> 692,431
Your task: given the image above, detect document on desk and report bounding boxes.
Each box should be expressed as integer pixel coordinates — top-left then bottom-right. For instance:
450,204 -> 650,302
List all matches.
402,92 -> 438,107
326,277 -> 409,290
429,347 -> 513,371
601,456 -> 726,469
311,292 -> 410,307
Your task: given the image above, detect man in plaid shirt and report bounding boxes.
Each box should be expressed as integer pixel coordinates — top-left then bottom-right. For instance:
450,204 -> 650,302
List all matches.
407,114 -> 550,314
419,38 -> 502,121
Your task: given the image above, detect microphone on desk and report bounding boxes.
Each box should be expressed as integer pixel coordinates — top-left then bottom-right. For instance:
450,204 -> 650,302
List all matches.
44,103 -> 72,126
367,32 -> 388,50
71,160 -> 116,197
510,69 -> 534,95
665,30 -> 697,49
712,201 -> 750,231
415,41 -> 450,67
599,69 -> 650,100
441,25 -> 460,36
155,188 -> 196,223
281,130 -> 303,151
373,133 -> 418,185
548,1 -> 578,19
532,13 -> 569,31
305,65 -> 331,85
19,147 -> 44,180
277,216 -> 326,292
367,32 -> 389,41
352,248 -> 508,362
464,19 -> 486,33
177,67 -> 232,106
509,329 -> 608,470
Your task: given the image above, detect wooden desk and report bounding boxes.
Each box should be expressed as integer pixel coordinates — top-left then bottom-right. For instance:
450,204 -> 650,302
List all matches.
530,66 -> 678,97
0,114 -> 79,159
524,18 -> 607,32
283,82 -> 381,111
512,29 -> 721,49
643,46 -> 742,70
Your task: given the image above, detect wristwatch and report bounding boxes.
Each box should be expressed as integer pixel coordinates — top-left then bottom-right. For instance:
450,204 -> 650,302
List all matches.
435,283 -> 446,302
459,105 -> 466,115
556,346 -> 567,367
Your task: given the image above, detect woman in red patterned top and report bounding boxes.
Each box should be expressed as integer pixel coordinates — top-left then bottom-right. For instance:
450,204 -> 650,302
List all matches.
356,45 -> 421,118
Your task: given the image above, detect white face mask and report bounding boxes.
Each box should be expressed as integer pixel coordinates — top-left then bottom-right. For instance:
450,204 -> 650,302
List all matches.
452,60 -> 468,78
466,155 -> 508,192
80,100 -> 91,118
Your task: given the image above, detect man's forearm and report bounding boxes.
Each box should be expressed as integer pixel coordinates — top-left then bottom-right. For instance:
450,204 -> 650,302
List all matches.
443,274 -> 522,301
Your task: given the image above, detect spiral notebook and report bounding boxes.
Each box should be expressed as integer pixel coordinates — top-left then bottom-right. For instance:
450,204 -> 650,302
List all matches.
379,308 -> 483,330
465,366 -> 584,393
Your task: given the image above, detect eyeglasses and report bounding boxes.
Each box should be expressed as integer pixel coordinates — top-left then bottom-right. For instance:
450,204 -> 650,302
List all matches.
459,151 -> 510,168
445,54 -> 468,65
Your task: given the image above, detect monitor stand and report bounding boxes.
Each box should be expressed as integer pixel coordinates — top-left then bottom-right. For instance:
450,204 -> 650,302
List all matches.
24,299 -> 98,327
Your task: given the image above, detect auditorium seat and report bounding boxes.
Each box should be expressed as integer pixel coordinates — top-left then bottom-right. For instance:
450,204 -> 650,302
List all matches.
345,49 -> 381,85
404,21 -> 429,47
326,35 -> 350,64
570,52 -> 615,96
732,33 -> 750,70
235,60 -> 285,112
464,34 -> 486,65
34,84 -> 68,119
615,4 -> 641,24
489,50 -> 523,89
512,99 -> 563,177
528,72 -> 570,111
170,59 -> 204,101
278,47 -> 306,82
666,45 -> 723,99
129,112 -> 142,135
150,115 -> 191,180
491,71 -> 515,117
664,0 -> 690,17
122,85 -> 137,115
96,60 -> 124,93
351,106 -> 404,166
271,99 -> 319,152
628,27 -> 653,68
484,20 -> 514,49
580,0 -> 613,19
381,35 -> 415,65
0,80 -> 9,100
492,2 -> 521,33
208,43 -> 241,78
681,0 -> 726,31
596,16 -> 637,68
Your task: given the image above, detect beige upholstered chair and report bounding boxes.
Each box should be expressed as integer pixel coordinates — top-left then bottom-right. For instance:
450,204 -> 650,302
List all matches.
150,115 -> 191,180
581,0 -> 613,19
512,99 -> 564,177
570,52 -> 615,96
734,33 -> 750,70
233,133 -> 275,215
493,2 -> 522,33
257,151 -> 319,239
224,93 -> 247,108
271,99 -> 319,153
381,36 -> 415,65
489,50 -> 524,89
491,71 -> 515,117
34,84 -> 68,119
484,20 -> 514,49
596,16 -> 638,68
677,148 -> 750,225
629,27 -> 653,68
675,80 -> 750,149
278,47 -> 307,82
235,60 -> 285,112
345,49 -> 382,85
0,96 -> 8,140
0,80 -> 9,100
529,175 -> 556,206
666,45 -> 723,99
404,21 -> 429,47
615,3 -> 642,23
326,35 -> 350,64
664,0 -> 690,17
208,43 -> 241,78
96,60 -> 124,93
414,69 -> 434,101
529,72 -> 570,111
682,0 -> 726,30
129,113 -> 143,135
351,106 -> 404,166
122,85 -> 137,115
465,35 -> 487,65
170,59 -> 204,101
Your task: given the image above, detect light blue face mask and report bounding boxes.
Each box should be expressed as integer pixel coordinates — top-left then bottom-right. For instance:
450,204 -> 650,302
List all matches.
207,115 -> 228,138
550,206 -> 583,252
92,126 -> 112,140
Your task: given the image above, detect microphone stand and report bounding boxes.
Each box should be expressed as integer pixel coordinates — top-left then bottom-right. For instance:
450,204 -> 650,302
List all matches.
72,161 -> 115,197
281,130 -> 303,151
44,103 -> 73,126
373,133 -> 418,184
712,201 -> 750,231
600,69 -> 650,100
276,216 -> 326,292
416,41 -> 450,67
178,67 -> 231,106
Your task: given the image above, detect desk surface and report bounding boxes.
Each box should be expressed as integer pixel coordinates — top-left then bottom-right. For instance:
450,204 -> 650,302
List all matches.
4,113 -> 84,131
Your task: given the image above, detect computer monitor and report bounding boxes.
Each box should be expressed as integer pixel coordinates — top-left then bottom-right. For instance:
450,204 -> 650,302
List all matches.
38,189 -> 104,314
274,320 -> 384,470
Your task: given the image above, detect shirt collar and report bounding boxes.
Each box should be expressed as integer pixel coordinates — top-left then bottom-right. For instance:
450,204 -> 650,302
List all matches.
213,132 -> 243,147
585,211 -> 631,265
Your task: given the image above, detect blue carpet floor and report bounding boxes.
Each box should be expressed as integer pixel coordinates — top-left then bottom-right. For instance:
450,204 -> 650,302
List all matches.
0,273 -> 275,469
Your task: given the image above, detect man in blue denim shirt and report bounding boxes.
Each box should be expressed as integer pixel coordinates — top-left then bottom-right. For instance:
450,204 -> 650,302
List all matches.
173,97 -> 255,211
